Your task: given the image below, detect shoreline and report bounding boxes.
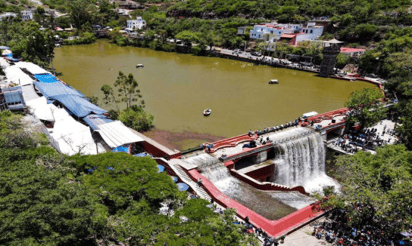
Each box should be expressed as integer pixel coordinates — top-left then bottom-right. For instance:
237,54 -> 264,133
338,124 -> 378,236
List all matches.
142,128 -> 226,151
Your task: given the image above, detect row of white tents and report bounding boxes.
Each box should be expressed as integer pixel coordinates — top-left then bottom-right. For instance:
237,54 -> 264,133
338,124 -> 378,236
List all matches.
0,57 -> 143,156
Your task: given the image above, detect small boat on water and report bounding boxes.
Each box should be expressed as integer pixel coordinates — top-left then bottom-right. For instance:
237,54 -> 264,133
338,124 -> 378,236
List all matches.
203,109 -> 211,116
268,79 -> 279,84
136,64 -> 144,68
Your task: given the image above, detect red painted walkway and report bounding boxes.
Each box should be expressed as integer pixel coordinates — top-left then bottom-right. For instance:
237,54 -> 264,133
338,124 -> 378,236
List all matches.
188,169 -> 323,238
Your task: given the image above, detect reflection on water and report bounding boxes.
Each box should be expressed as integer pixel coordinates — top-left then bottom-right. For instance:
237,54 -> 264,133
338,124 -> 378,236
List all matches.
54,40 -> 375,149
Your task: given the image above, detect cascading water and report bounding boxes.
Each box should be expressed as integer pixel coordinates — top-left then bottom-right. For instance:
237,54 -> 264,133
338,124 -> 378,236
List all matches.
184,154 -> 299,219
269,127 -> 340,194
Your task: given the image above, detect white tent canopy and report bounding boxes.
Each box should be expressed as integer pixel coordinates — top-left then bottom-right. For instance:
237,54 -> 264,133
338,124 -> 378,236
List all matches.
96,121 -> 144,148
26,97 -> 55,121
0,57 -> 9,68
21,84 -> 40,102
15,62 -> 50,75
51,116 -> 104,156
4,66 -> 34,86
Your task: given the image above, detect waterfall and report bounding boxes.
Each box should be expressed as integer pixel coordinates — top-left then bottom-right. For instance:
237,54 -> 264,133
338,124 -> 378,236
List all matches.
269,128 -> 340,194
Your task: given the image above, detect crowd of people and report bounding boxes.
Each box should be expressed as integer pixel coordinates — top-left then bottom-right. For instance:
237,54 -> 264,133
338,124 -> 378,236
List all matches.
333,126 -> 397,154
312,209 -> 409,246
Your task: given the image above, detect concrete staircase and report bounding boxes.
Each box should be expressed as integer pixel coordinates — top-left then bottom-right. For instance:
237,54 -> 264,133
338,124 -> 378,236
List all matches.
167,159 -> 211,201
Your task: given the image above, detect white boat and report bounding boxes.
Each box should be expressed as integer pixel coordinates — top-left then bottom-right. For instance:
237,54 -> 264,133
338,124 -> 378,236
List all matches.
136,64 -> 144,68
268,79 -> 279,84
203,109 -> 211,116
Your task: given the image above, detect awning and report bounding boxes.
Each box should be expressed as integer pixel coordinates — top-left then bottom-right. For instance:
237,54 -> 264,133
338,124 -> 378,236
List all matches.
34,74 -> 59,83
15,62 -> 50,75
4,66 -> 34,86
26,97 -> 55,121
52,94 -> 106,118
83,114 -> 113,130
21,84 -> 40,102
4,89 -> 25,105
50,116 -> 104,156
176,183 -> 189,191
96,121 -> 144,148
34,82 -> 85,100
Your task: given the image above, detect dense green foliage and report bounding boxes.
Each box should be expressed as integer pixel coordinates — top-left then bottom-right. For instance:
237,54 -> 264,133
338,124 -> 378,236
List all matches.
344,88 -> 387,129
0,111 -> 257,245
0,21 -> 55,67
326,144 -> 412,238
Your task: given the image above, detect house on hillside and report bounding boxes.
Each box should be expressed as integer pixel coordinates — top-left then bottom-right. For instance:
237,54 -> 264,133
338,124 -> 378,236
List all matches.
251,22 -> 324,47
0,12 -> 18,21
237,26 -> 248,35
21,10 -> 33,21
119,0 -> 140,9
126,16 -> 146,31
250,23 -> 302,40
340,47 -> 366,57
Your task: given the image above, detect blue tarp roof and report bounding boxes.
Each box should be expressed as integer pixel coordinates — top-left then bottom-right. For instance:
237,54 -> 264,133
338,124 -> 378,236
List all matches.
171,176 -> 178,183
83,114 -> 113,130
4,90 -> 24,104
34,74 -> 59,83
53,94 -> 107,118
176,183 -> 189,191
34,82 -> 85,100
112,144 -> 130,153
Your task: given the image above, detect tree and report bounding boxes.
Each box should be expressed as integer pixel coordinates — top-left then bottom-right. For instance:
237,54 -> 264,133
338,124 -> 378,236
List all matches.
175,30 -> 200,47
344,88 -> 387,129
101,71 -> 154,132
397,101 -> 412,149
327,145 -> 412,238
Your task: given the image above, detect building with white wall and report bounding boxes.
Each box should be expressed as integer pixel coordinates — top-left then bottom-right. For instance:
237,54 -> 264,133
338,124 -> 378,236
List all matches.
251,22 -> 324,48
21,10 -> 34,21
250,23 -> 302,40
126,16 -> 146,30
0,12 -> 17,21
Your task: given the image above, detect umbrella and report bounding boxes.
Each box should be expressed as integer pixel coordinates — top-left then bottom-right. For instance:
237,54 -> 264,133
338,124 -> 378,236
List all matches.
176,182 -> 189,191
170,176 -> 178,183
157,165 -> 165,173
401,231 -> 410,237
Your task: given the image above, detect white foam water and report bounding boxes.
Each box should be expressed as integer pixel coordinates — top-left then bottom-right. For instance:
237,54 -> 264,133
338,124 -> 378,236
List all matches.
269,128 -> 340,194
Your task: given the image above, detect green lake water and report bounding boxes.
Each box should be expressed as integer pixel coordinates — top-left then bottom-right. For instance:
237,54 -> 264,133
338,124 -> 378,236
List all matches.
54,40 -> 374,148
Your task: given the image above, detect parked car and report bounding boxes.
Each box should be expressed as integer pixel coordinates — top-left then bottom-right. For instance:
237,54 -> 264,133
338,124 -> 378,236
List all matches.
251,51 -> 262,56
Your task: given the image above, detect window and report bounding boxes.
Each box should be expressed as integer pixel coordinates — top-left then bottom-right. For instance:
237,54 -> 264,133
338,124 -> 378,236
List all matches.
310,30 -> 313,34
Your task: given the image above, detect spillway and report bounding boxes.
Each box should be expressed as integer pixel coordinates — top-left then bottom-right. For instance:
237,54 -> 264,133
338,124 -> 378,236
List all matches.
269,127 -> 340,193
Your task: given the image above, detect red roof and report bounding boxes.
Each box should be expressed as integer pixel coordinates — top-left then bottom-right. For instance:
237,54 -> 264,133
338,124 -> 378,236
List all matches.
340,47 -> 365,53
281,34 -> 296,38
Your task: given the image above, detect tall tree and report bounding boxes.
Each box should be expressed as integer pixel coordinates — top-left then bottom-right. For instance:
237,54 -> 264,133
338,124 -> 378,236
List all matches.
344,88 -> 387,129
328,145 -> 412,238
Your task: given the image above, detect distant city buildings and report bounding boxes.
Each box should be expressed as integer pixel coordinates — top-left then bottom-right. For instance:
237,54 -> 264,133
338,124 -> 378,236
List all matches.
126,16 -> 146,31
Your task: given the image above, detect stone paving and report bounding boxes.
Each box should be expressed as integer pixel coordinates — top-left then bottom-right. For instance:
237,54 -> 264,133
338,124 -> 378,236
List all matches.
282,217 -> 332,246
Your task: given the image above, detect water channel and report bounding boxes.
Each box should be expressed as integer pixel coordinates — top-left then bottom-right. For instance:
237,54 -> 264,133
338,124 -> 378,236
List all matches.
54,40 -> 375,150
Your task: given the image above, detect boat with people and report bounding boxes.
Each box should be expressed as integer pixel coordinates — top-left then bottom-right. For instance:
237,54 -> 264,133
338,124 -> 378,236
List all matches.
269,79 -> 279,84
136,64 -> 144,68
203,108 -> 212,116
